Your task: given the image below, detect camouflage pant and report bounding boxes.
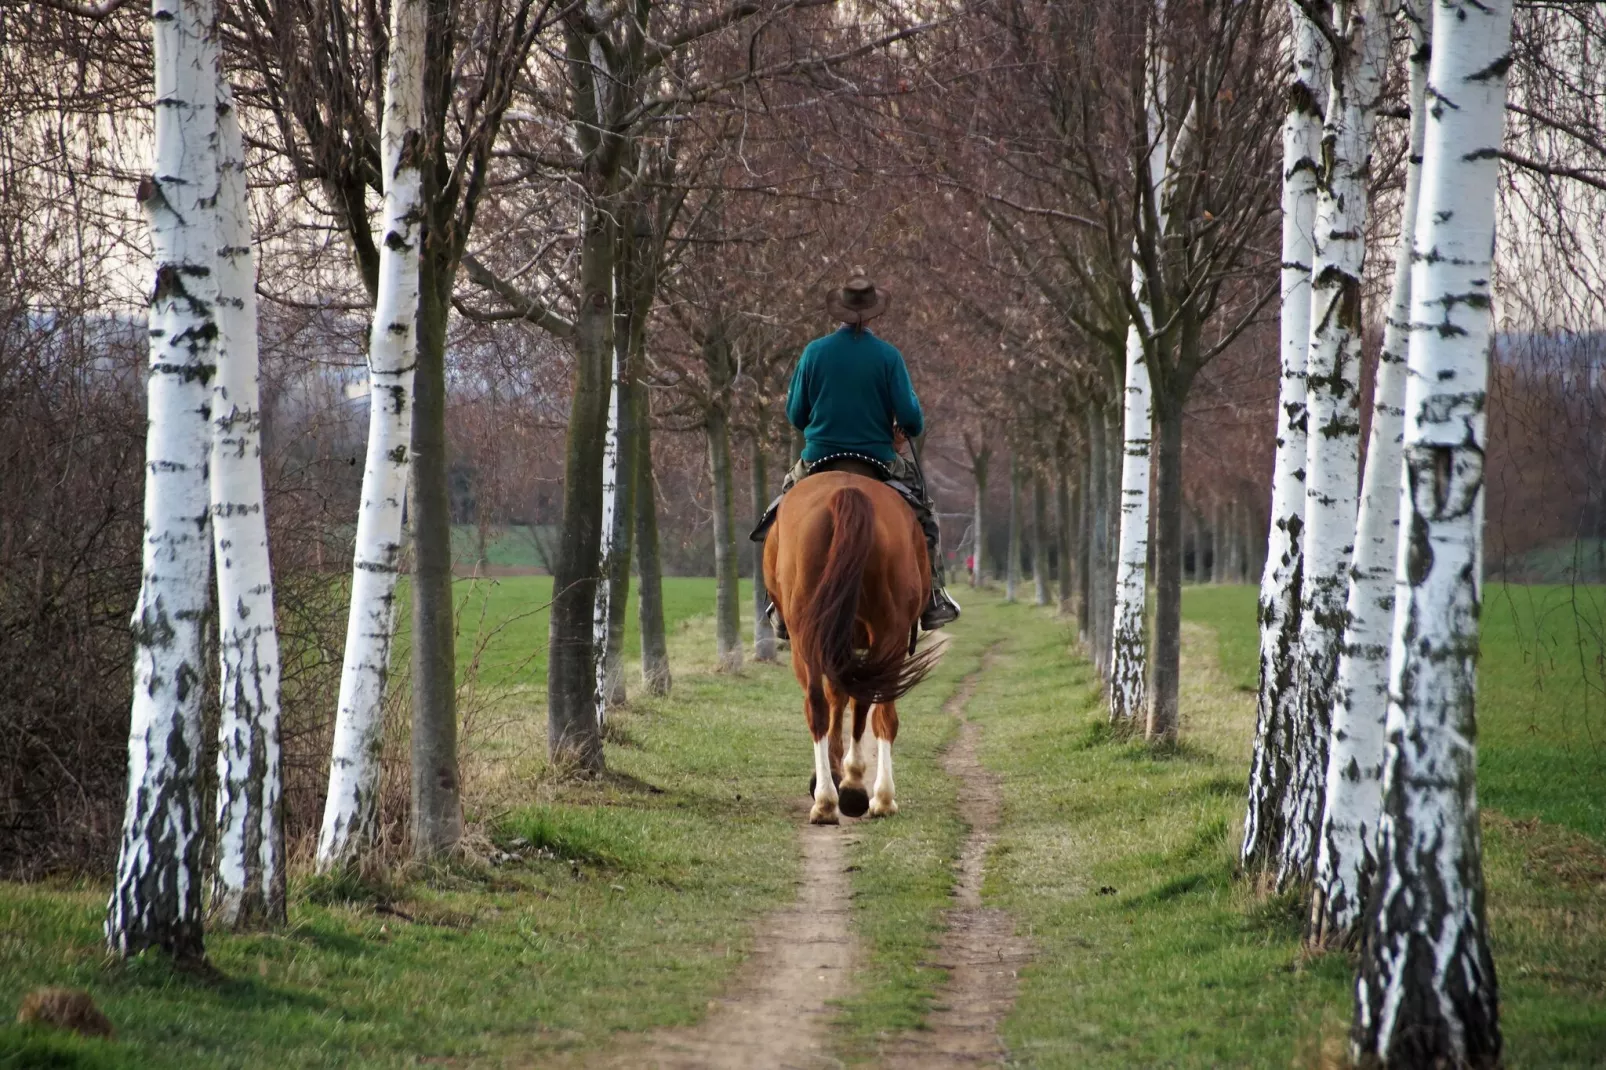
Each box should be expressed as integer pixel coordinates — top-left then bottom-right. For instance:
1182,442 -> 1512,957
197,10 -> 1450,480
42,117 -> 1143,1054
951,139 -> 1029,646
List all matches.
775,455 -> 947,588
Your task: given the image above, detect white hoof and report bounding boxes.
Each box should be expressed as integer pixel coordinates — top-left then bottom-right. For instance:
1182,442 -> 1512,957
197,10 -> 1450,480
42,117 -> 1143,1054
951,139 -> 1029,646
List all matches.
809,802 -> 841,825
868,796 -> 898,818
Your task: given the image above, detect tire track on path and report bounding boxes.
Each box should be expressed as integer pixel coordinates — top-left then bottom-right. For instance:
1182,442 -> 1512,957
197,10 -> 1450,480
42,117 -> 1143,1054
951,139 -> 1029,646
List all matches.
879,643 -> 1032,1068
583,819 -> 858,1070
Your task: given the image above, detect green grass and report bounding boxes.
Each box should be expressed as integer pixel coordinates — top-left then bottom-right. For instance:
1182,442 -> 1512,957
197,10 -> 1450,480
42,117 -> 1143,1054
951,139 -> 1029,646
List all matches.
1181,583 -> 1606,840
0,594 -> 805,1069
448,524 -> 554,570
954,583 -> 1606,1066
4,580 -> 1602,1067
400,575 -> 742,696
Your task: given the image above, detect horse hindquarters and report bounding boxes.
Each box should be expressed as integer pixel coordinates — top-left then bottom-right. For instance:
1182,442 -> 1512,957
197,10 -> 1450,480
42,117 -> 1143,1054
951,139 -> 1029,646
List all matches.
790,487 -> 875,691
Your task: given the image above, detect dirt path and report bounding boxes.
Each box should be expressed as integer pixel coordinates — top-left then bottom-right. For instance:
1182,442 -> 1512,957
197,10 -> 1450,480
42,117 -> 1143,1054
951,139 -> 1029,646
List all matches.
879,645 -> 1032,1068
582,641 -> 1026,1069
585,820 -> 859,1070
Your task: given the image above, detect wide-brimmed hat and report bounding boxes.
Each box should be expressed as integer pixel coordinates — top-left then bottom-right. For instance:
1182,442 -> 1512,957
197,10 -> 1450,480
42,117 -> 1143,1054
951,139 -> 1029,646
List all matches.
825,267 -> 890,325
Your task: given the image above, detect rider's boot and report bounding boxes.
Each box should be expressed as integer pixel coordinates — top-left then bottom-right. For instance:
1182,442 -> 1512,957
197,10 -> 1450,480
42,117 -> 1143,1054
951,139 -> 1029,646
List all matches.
922,585 -> 961,631
913,500 -> 961,631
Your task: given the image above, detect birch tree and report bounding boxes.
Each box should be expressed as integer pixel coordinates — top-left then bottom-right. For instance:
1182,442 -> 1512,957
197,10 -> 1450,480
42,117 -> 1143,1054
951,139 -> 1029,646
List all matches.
209,78 -> 285,928
1109,32 -> 1170,725
1354,0 -> 1511,1060
1280,0 -> 1394,886
107,0 -> 220,961
1109,296 -> 1152,720
316,0 -> 425,873
593,317 -> 628,719
1311,0 -> 1429,946
1243,0 -> 1329,876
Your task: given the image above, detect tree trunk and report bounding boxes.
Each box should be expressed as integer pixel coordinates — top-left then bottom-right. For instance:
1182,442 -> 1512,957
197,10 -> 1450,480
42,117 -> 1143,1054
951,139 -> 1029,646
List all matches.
1282,0 -> 1390,889
108,0 -> 218,962
1032,473 -> 1050,605
1076,448 -> 1092,641
1146,389 -> 1186,742
1223,500 -> 1238,582
1005,453 -> 1021,602
1243,0 -> 1327,878
409,252 -> 462,859
547,201 -> 613,773
1354,3 -> 1509,1061
210,79 -> 285,928
600,341 -> 638,713
971,457 -> 988,587
1057,466 -> 1074,614
633,375 -> 671,695
1313,0 -> 1428,947
593,288 -> 637,721
1101,404 -> 1122,678
1086,406 -> 1111,676
708,403 -> 742,671
1183,507 -> 1196,584
752,434 -> 778,662
1110,316 -> 1153,723
316,0 -> 424,870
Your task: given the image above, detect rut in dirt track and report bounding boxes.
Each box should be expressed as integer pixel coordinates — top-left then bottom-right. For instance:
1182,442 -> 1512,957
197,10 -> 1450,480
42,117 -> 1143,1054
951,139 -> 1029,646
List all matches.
880,644 -> 1032,1068
585,820 -> 858,1070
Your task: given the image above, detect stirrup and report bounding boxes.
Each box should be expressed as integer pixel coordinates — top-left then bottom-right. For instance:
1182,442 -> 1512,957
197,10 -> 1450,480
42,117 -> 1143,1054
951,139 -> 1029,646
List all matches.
920,588 -> 961,632
765,599 -> 789,641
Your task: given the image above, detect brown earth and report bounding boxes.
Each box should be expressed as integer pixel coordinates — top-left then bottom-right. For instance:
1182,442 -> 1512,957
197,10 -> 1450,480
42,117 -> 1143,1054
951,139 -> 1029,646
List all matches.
583,817 -> 860,1069
877,645 -> 1032,1068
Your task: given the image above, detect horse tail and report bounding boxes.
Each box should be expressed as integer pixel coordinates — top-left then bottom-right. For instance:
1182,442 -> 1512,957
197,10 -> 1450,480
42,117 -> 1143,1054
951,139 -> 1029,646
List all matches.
792,487 -> 939,705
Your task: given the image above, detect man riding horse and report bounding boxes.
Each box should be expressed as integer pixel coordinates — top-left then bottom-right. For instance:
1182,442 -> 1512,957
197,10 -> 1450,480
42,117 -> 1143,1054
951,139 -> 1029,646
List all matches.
752,268 -> 962,635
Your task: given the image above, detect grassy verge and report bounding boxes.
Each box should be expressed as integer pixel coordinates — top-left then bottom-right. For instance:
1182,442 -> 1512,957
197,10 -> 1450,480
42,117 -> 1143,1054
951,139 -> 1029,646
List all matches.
965,586 -> 1606,1066
0,596 -> 804,1069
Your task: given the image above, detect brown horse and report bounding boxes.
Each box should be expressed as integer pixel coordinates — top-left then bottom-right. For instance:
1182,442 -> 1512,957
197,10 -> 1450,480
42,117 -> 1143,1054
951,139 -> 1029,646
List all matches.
763,464 -> 941,825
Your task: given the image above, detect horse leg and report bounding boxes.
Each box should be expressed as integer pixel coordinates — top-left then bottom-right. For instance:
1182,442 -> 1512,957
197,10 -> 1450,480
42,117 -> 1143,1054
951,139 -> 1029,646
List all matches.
869,701 -> 900,818
806,677 -> 840,825
837,699 -> 871,818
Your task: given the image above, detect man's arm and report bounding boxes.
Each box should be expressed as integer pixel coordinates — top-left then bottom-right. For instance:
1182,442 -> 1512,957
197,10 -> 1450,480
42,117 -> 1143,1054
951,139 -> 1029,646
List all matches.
887,348 -> 924,438
786,349 -> 812,431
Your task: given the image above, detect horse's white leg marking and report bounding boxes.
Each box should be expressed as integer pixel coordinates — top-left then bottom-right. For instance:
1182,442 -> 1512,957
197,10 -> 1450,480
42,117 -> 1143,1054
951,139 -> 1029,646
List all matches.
869,734 -> 897,817
810,734 -> 840,825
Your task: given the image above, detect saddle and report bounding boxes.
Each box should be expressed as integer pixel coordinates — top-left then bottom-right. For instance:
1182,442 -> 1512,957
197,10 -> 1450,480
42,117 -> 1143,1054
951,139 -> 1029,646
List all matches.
748,453 -> 923,543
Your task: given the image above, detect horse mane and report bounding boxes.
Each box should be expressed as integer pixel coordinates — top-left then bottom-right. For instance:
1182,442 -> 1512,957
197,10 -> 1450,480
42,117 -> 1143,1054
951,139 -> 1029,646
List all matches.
789,486 -> 939,704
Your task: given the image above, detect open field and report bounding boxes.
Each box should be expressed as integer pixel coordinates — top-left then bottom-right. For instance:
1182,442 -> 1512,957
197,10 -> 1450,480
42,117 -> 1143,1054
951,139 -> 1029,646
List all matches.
2,582 -> 1602,1067
1184,584 -> 1606,840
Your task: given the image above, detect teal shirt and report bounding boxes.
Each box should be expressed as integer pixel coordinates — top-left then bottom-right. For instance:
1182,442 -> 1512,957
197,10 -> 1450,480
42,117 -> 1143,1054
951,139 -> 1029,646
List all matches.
786,326 -> 924,466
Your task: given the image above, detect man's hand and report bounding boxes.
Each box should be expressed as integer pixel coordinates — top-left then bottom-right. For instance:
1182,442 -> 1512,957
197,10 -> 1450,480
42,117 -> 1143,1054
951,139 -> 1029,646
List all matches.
893,425 -> 909,451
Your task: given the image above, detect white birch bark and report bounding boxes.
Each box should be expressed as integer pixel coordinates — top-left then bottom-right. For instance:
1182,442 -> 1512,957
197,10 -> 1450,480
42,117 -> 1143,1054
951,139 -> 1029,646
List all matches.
316,0 -> 425,873
1110,261 -> 1154,723
593,314 -> 623,726
1311,0 -> 1429,945
209,78 -> 285,928
1244,0 -> 1329,874
1282,0 -> 1393,888
1110,52 -> 1181,723
1354,1 -> 1510,1060
106,0 -> 220,961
